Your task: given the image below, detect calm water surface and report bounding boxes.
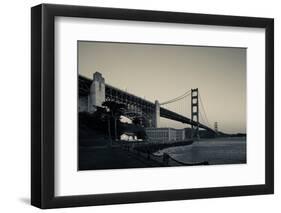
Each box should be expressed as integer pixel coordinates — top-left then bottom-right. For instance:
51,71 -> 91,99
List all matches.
154,137 -> 246,165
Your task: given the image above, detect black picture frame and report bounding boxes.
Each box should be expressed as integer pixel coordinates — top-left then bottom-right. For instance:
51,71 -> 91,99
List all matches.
31,3 -> 274,209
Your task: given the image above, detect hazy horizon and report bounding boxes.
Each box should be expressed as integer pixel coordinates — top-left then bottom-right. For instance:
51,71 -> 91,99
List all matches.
78,41 -> 246,134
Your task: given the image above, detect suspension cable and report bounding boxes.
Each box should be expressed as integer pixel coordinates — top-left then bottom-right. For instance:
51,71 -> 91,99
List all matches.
199,110 -> 206,125
198,91 -> 211,127
160,90 -> 191,105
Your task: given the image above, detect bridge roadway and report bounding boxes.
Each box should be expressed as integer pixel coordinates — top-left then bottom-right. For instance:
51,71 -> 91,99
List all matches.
160,107 -> 215,132
79,75 -> 215,133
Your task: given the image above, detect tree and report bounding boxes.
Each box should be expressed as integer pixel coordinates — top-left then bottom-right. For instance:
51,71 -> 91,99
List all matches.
102,101 -> 127,141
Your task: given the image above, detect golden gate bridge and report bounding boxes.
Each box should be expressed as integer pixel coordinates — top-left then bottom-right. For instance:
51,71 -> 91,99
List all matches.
79,72 -> 216,139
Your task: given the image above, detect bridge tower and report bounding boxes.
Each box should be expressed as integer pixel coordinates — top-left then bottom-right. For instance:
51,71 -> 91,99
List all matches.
89,72 -> 105,113
154,100 -> 160,128
191,88 -> 199,139
214,121 -> 218,133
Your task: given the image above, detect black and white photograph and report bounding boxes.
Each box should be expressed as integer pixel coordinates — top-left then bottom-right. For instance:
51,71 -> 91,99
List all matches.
78,41 -> 247,170
29,2 -> 274,209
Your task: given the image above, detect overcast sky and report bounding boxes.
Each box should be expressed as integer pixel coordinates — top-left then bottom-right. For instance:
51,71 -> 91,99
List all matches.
78,41 -> 246,134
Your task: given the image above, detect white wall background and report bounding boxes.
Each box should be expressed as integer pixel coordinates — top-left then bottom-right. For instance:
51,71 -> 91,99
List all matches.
0,0 -> 279,212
